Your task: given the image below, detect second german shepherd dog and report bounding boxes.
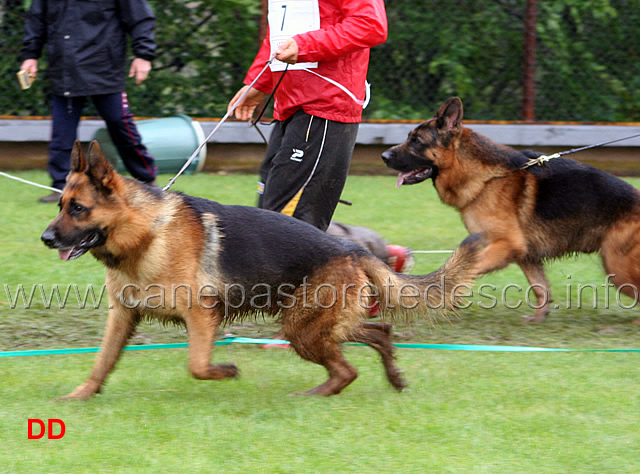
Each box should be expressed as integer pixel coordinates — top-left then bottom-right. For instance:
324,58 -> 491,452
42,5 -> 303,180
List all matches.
41,140 -> 483,399
382,97 -> 640,322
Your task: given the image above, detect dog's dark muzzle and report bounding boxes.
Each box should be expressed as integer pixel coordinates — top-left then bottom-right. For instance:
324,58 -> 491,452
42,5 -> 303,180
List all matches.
381,149 -> 394,166
41,228 -> 58,248
41,227 -> 106,261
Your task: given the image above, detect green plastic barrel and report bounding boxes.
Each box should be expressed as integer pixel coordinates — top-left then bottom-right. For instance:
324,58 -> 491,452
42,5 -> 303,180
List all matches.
92,114 -> 206,175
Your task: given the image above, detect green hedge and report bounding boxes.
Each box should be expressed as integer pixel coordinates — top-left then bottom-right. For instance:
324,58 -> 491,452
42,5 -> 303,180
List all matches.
2,0 -> 639,122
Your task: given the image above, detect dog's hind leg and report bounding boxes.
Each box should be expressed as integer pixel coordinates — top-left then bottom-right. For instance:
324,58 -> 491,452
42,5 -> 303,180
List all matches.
185,308 -> 238,381
57,305 -> 138,400
289,340 -> 358,396
601,221 -> 640,318
283,310 -> 358,396
346,322 -> 408,391
519,262 -> 552,322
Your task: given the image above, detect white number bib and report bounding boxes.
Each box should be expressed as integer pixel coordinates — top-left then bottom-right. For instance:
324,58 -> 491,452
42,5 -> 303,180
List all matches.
268,0 -> 320,71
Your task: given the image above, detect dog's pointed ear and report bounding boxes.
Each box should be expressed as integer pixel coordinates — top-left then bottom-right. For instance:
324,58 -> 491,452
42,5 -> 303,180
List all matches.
435,97 -> 463,132
70,140 -> 88,172
87,140 -> 116,188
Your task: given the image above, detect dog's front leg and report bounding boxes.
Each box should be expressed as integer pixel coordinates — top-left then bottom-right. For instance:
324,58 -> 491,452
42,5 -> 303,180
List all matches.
186,307 -> 238,380
56,303 -> 138,401
519,262 -> 552,322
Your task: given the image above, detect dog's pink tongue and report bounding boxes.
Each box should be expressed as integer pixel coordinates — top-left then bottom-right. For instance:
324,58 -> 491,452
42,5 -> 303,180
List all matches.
59,249 -> 73,261
396,173 -> 408,188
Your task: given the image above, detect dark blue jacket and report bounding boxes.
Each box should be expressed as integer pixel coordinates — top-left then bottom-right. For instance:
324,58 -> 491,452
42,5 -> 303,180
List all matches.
20,0 -> 156,97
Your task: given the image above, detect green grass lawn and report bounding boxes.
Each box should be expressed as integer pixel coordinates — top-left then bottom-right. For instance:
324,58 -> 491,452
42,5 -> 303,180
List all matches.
1,170 -> 639,471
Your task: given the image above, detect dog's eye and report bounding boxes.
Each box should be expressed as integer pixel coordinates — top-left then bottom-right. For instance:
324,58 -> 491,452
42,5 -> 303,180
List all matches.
69,203 -> 86,216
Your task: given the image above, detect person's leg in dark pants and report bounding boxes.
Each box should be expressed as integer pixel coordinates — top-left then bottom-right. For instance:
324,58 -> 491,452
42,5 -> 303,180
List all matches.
92,92 -> 156,183
48,95 -> 84,191
258,110 -> 358,231
256,120 -> 283,210
260,111 -> 357,348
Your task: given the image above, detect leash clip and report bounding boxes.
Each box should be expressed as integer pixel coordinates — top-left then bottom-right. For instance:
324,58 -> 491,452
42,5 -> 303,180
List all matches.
521,152 -> 560,169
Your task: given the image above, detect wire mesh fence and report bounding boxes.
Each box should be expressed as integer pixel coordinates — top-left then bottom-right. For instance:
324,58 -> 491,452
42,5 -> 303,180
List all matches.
1,0 -> 639,122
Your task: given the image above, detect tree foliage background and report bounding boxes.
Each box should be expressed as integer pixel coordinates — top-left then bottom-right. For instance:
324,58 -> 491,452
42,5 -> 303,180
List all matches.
1,0 -> 639,122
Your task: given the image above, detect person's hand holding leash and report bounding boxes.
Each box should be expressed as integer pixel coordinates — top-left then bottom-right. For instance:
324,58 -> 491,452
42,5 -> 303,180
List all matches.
227,86 -> 267,121
227,39 -> 297,121
275,38 -> 299,64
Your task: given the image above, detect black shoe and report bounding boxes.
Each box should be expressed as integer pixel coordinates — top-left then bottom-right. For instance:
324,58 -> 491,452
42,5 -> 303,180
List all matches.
39,192 -> 61,203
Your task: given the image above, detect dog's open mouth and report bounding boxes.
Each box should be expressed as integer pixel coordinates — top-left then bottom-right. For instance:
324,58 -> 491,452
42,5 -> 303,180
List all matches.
58,233 -> 102,261
396,168 -> 433,187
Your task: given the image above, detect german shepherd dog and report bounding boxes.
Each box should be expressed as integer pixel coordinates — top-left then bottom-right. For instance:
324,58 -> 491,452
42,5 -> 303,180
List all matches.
41,140 -> 483,399
382,97 -> 640,322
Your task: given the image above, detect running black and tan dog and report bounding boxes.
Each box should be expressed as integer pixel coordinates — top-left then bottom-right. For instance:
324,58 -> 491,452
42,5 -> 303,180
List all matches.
41,140 -> 483,399
382,96 -> 640,322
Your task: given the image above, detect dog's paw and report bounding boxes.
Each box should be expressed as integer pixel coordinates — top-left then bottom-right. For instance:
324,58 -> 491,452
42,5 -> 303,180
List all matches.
53,383 -> 98,402
210,363 -> 239,380
388,369 -> 409,392
218,363 -> 239,378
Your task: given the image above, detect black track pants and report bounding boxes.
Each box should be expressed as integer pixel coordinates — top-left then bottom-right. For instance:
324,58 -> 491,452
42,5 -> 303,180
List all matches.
257,110 -> 359,231
48,92 -> 156,189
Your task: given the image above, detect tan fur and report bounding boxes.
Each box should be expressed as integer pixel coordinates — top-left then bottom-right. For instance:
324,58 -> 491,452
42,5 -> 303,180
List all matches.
383,96 -> 640,322
44,140 -> 484,399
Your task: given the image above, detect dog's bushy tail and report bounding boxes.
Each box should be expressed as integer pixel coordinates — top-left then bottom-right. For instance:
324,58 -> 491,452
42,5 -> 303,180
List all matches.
363,233 -> 485,320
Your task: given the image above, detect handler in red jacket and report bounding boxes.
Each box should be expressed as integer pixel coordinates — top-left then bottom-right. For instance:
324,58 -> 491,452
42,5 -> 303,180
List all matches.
228,0 -> 388,231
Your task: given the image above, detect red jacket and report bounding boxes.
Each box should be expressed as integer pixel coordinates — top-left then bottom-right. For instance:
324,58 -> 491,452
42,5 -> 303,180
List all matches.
244,0 -> 387,123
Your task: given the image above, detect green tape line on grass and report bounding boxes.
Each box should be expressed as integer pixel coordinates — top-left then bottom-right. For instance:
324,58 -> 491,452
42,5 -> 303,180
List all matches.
1,337 -> 639,357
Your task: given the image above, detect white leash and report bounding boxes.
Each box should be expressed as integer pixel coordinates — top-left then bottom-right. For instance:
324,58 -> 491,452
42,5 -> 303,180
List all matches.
0,171 -> 62,193
0,170 -> 457,254
300,68 -> 371,108
2,54 -> 448,253
521,131 -> 640,169
0,55 -> 278,195
163,54 -> 278,192
412,250 -> 454,254
163,53 -> 373,191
